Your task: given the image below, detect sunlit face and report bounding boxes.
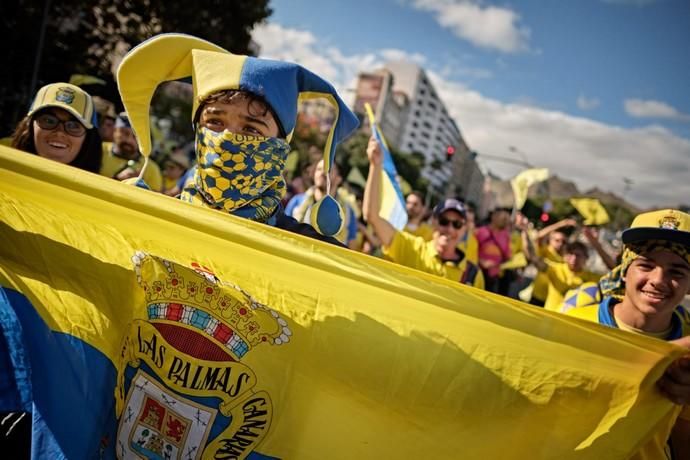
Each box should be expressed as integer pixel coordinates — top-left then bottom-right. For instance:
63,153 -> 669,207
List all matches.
199,98 -> 280,138
433,210 -> 465,254
406,194 -> 424,219
623,250 -> 690,317
113,126 -> 138,158
32,108 -> 85,164
549,232 -> 567,253
564,248 -> 588,272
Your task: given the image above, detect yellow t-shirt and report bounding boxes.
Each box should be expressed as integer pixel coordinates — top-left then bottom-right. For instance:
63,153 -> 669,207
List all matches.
533,245 -> 564,302
457,231 -> 479,265
163,176 -> 179,193
543,262 -> 600,311
99,142 -> 163,192
404,222 -> 434,241
383,231 -> 484,289
567,303 -> 690,460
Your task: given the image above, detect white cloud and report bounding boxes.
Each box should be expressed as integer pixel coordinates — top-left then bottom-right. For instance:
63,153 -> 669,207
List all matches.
624,99 -> 690,122
411,0 -> 531,53
577,94 -> 600,111
380,48 -> 427,65
252,22 -> 690,208
430,73 -> 690,207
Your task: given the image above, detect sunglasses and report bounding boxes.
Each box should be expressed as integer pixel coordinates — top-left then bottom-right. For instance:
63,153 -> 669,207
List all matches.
35,113 -> 86,137
438,216 -> 464,229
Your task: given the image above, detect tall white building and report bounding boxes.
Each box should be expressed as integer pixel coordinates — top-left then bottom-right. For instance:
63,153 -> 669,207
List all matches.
385,61 -> 484,203
354,61 -> 484,205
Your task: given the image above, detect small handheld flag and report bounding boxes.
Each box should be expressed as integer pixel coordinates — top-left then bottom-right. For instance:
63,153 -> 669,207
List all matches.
364,103 -> 408,230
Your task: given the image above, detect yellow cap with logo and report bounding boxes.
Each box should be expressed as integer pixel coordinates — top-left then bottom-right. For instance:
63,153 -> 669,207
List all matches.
622,209 -> 690,247
27,82 -> 95,129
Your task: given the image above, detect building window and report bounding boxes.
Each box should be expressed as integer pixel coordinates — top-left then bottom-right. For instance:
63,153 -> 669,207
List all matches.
421,131 -> 430,139
428,101 -> 437,110
412,121 -> 418,127
419,89 -> 426,95
423,121 -> 432,129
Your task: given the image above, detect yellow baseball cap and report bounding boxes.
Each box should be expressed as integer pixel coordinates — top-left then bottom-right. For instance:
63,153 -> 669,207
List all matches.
622,209 -> 690,247
27,82 -> 95,129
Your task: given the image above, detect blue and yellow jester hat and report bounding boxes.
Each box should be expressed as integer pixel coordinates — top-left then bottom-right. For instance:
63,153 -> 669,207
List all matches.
116,33 -> 359,236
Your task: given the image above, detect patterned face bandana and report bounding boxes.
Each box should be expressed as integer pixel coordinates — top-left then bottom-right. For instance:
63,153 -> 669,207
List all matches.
599,240 -> 690,299
180,127 -> 290,222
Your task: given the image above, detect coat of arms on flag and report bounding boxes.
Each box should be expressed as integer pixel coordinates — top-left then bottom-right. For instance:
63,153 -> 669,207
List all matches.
115,252 -> 292,459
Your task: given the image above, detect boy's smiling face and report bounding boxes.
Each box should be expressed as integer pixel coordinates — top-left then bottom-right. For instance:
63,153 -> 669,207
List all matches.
623,249 -> 690,316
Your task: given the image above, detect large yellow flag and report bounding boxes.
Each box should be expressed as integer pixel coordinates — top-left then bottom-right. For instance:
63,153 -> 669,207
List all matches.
511,168 -> 549,210
0,146 -> 684,459
571,197 -> 611,225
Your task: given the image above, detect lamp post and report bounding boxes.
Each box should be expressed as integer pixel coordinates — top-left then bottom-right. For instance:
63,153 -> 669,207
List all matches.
508,146 -> 533,168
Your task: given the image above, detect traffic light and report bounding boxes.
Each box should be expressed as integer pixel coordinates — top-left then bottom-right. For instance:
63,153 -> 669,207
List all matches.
446,145 -> 455,161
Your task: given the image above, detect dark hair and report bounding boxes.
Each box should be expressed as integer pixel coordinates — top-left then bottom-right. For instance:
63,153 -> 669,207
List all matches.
11,110 -> 103,174
565,241 -> 589,256
197,89 -> 284,137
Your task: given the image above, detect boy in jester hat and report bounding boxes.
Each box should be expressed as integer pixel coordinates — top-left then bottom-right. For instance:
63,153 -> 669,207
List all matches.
116,33 -> 358,244
567,209 -> 690,459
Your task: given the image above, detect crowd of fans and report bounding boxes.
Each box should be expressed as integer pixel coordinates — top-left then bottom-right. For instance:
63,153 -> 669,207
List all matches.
3,30 -> 690,458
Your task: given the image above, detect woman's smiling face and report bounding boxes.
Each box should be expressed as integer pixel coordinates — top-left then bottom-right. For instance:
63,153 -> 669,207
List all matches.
32,107 -> 86,164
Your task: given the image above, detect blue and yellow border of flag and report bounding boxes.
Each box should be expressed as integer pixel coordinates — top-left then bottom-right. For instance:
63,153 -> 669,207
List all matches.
364,103 -> 408,230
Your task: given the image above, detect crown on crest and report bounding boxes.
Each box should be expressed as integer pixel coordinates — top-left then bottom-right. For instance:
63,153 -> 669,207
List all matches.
132,252 -> 291,360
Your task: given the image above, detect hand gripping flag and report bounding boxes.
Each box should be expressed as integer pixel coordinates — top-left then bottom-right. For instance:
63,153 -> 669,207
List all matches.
364,103 -> 408,230
0,146 -> 686,459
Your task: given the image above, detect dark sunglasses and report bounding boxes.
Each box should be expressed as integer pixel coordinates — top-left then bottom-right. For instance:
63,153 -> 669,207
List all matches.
438,216 -> 463,229
35,113 -> 86,137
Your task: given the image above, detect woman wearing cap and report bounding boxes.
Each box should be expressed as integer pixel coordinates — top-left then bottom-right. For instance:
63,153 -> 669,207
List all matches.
11,83 -> 102,173
568,209 -> 690,459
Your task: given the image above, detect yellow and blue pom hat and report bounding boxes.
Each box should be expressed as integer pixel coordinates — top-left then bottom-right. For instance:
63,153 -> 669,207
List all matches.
27,82 -> 96,129
560,282 -> 601,313
116,33 -> 359,236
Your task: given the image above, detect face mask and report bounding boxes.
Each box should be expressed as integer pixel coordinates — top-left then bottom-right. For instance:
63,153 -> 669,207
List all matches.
180,127 -> 290,222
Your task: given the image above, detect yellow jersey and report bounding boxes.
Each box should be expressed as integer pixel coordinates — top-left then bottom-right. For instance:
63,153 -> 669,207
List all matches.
404,222 -> 434,241
457,231 -> 479,265
543,262 -> 600,311
383,231 -> 484,289
533,245 -> 564,302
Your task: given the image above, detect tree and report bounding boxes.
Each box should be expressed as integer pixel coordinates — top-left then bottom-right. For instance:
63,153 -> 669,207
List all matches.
334,132 -> 429,195
1,0 -> 271,136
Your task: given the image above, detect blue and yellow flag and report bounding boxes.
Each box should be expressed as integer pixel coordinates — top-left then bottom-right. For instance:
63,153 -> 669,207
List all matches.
0,146 -> 686,459
364,103 -> 408,230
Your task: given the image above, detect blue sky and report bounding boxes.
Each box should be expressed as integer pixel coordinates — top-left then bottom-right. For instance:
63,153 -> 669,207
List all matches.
254,0 -> 690,207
